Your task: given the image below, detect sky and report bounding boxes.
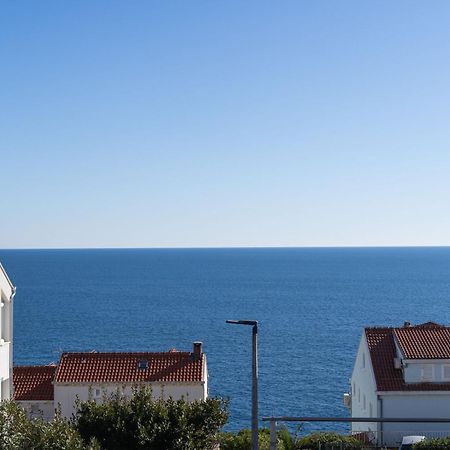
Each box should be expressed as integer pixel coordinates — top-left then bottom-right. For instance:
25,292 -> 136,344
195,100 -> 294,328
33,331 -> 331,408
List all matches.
1,1 -> 450,248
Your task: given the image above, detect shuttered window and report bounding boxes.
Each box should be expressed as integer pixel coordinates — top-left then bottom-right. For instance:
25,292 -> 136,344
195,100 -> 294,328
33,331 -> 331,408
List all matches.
442,365 -> 450,380
421,364 -> 434,382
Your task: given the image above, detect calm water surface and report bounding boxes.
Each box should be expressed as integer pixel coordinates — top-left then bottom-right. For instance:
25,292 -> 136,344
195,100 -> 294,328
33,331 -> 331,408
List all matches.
1,248 -> 449,432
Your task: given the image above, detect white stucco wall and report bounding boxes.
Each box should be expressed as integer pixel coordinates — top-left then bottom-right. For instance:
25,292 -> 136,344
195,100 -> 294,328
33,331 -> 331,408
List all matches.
17,400 -> 55,422
54,382 -> 207,419
0,343 -> 10,382
0,266 -> 13,301
350,333 -> 379,436
203,356 -> 208,397
0,264 -> 14,401
380,393 -> 450,446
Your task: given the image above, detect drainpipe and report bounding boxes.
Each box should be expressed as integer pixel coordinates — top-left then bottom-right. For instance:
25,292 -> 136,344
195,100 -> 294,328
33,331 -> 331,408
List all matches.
9,286 -> 16,399
378,396 -> 384,446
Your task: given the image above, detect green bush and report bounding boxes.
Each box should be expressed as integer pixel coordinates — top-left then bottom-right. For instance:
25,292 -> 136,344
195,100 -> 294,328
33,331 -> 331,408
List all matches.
295,432 -> 364,450
0,401 -> 94,450
413,437 -> 450,450
219,428 -> 290,450
75,386 -> 228,450
1,389 -> 228,450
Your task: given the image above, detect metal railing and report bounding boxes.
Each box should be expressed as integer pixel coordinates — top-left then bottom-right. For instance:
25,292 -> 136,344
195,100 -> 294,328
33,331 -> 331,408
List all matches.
262,416 -> 450,450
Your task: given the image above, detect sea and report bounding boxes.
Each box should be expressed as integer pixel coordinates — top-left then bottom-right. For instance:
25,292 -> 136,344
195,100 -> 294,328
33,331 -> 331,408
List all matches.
0,247 -> 449,433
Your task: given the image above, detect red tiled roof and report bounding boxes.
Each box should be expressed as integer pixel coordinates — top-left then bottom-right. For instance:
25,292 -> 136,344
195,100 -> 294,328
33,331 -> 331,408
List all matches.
54,352 -> 204,384
394,325 -> 450,359
13,365 -> 56,401
365,323 -> 450,392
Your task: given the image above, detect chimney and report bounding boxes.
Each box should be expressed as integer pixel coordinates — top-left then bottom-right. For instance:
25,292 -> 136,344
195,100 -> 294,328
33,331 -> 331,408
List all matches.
404,321 -> 412,328
193,341 -> 202,358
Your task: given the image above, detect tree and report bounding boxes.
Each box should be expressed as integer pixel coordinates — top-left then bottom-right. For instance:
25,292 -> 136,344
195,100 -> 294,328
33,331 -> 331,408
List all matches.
75,386 -> 228,450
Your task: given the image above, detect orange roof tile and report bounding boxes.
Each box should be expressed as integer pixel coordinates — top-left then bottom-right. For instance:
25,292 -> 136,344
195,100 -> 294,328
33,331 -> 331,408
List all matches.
54,351 -> 204,384
365,322 -> 450,392
13,365 -> 56,401
394,325 -> 450,359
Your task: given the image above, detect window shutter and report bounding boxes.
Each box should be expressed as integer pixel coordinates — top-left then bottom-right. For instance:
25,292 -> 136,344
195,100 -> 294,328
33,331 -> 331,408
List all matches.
421,364 -> 433,382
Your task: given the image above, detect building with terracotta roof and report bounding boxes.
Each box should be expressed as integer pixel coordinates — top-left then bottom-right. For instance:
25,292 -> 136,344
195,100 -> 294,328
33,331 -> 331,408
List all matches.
14,342 -> 207,420
13,365 -> 56,420
348,322 -> 450,446
0,262 -> 15,401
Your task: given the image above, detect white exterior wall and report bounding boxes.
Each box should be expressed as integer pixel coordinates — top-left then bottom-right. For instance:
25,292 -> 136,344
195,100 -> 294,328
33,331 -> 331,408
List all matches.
380,393 -> 450,446
0,344 -> 10,381
350,333 -> 379,435
17,400 -> 55,422
0,264 -> 14,401
54,382 -> 207,419
203,355 -> 208,397
403,360 -> 450,383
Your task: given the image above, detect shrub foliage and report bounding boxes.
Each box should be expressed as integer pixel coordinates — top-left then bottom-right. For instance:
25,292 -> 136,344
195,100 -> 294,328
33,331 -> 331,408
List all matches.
295,432 -> 364,450
0,401 -> 93,450
0,387 -> 228,449
75,386 -> 228,450
413,437 -> 450,450
219,428 -> 286,450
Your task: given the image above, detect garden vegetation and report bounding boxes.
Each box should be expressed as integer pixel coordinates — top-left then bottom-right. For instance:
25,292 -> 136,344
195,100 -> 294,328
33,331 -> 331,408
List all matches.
0,389 -> 367,450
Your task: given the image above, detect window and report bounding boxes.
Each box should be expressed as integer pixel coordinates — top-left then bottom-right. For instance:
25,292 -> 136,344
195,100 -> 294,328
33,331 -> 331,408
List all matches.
138,360 -> 149,370
362,352 -> 365,369
353,382 -> 356,395
421,364 -> 434,382
363,394 -> 366,410
358,388 -> 360,402
369,402 -> 373,417
442,365 -> 450,380
91,388 -> 102,402
1,300 -> 10,342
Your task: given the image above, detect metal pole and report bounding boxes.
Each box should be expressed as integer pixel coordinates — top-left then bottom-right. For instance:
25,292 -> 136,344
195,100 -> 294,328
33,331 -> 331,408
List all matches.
269,419 -> 277,450
226,320 -> 259,450
252,323 -> 259,450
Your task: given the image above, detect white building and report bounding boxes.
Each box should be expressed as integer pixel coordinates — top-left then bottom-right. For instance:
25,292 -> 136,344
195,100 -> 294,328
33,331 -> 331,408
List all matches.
348,321 -> 450,447
15,342 -> 207,420
0,262 -> 15,400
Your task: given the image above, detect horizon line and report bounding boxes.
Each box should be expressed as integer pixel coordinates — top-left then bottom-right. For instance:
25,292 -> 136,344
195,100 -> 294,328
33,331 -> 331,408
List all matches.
1,245 -> 450,251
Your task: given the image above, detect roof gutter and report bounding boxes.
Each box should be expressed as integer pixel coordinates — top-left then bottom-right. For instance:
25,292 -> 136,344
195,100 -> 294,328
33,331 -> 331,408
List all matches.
378,396 -> 384,445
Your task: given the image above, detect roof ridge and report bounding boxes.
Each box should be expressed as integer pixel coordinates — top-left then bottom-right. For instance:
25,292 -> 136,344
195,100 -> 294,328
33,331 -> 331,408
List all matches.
14,364 -> 57,369
366,323 -> 449,331
61,351 -> 192,355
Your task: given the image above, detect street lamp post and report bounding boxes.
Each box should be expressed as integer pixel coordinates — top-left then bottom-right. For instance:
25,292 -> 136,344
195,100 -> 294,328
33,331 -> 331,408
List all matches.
226,320 -> 259,450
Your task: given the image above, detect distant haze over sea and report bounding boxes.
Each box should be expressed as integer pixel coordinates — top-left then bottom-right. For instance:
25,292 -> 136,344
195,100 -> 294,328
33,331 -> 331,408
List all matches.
1,247 -> 449,431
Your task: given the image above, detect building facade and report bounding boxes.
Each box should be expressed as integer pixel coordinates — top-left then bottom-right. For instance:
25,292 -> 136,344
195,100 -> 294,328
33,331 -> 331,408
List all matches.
348,322 -> 450,447
14,342 -> 207,420
0,262 -> 15,400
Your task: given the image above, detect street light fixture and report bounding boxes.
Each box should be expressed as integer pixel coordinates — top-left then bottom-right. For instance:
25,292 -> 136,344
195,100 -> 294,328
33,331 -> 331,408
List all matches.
226,319 -> 259,450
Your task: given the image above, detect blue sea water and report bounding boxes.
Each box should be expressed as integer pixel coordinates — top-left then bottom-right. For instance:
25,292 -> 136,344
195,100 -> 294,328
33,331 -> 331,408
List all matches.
1,247 -> 449,433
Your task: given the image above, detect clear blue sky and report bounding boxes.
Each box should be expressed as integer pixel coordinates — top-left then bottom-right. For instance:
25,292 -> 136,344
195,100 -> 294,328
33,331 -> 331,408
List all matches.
1,1 -> 449,248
